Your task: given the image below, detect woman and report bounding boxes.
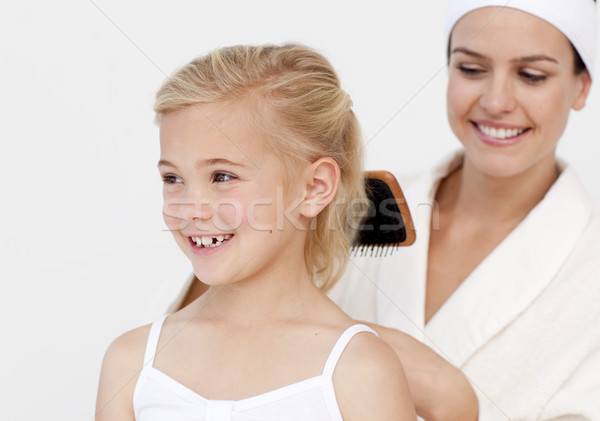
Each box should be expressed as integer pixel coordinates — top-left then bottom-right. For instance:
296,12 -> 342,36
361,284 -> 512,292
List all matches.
332,1 -> 599,419
148,1 -> 600,419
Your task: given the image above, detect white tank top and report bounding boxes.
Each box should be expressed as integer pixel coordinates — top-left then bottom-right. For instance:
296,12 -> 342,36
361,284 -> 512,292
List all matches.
133,315 -> 376,421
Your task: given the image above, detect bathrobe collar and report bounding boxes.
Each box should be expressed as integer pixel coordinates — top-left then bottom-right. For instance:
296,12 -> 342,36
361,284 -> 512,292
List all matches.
378,151 -> 593,367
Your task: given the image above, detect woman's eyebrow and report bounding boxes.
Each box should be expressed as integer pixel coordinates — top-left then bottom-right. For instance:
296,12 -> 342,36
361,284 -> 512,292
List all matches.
451,47 -> 486,59
452,47 -> 558,65
512,55 -> 558,64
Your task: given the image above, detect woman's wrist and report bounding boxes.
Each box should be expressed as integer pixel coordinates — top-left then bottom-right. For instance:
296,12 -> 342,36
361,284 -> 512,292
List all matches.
367,323 -> 478,421
424,367 -> 478,421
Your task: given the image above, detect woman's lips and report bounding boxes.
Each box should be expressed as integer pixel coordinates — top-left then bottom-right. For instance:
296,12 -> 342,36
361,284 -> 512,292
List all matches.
472,121 -> 530,146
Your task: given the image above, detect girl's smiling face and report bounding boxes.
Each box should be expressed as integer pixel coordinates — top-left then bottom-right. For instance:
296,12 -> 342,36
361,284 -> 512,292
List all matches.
447,7 -> 591,178
158,101 -> 310,287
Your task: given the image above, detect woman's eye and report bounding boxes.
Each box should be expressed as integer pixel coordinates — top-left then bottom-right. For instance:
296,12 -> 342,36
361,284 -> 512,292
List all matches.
213,172 -> 237,183
457,64 -> 485,76
519,71 -> 547,83
162,175 -> 182,184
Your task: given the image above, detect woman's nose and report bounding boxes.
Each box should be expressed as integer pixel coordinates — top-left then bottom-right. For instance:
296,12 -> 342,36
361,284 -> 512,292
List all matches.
479,74 -> 517,116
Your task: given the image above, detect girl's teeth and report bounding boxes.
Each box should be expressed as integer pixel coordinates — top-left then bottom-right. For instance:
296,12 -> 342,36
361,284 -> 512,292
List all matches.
191,235 -> 233,248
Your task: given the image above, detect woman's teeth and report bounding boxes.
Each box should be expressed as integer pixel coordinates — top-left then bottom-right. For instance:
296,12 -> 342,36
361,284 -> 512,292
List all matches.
477,123 -> 527,139
191,234 -> 233,248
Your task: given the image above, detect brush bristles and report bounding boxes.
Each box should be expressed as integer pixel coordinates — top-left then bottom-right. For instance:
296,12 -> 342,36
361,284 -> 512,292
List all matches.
350,244 -> 399,257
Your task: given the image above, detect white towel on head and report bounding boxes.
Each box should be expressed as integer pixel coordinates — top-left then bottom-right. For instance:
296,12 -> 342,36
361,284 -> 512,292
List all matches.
444,0 -> 598,79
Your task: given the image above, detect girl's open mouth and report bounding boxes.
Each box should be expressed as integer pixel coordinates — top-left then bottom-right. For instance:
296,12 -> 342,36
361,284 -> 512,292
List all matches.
189,234 -> 234,248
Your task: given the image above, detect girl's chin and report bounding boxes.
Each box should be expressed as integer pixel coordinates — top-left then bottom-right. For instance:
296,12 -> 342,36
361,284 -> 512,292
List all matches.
189,271 -> 232,288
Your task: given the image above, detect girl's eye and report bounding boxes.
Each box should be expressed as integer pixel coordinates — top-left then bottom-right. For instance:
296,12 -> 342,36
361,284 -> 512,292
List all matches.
213,172 -> 237,183
457,64 -> 485,76
519,71 -> 547,83
162,174 -> 182,184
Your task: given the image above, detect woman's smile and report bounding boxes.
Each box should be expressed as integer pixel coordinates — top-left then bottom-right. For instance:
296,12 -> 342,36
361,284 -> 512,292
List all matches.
471,120 -> 531,146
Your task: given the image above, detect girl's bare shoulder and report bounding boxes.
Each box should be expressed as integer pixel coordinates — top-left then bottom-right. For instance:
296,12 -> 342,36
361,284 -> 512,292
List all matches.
103,323 -> 151,370
333,328 -> 417,420
95,324 -> 152,421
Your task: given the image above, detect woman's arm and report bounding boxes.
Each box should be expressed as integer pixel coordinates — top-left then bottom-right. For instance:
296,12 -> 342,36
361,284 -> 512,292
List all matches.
370,324 -> 478,421
334,332 -> 417,420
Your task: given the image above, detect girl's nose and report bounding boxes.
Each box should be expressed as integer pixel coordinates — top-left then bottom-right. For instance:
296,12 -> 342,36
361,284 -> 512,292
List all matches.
163,189 -> 214,231
479,74 -> 517,116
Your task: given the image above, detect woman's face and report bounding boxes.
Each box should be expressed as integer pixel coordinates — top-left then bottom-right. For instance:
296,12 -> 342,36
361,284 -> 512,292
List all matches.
447,7 -> 591,178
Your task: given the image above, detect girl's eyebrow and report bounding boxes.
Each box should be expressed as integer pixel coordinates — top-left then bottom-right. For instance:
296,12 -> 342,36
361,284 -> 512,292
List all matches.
452,47 -> 558,64
157,159 -> 176,168
199,158 -> 247,168
157,158 -> 247,168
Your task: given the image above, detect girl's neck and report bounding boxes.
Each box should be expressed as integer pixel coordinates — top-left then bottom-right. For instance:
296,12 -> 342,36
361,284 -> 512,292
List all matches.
187,265 -> 326,327
439,154 -> 559,226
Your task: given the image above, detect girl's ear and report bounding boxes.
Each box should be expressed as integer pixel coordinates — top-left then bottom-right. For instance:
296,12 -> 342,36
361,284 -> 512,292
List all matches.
572,70 -> 592,111
300,157 -> 341,218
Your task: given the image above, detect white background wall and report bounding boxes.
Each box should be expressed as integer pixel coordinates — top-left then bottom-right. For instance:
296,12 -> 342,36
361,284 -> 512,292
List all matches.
1,1 -> 599,420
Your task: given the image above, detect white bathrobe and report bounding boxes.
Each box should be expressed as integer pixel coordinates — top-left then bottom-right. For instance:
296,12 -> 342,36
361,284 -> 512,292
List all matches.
148,152 -> 600,420
328,152 -> 600,420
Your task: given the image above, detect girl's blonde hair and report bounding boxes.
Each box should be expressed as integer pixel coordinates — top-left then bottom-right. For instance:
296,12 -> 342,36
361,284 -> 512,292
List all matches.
155,44 -> 367,291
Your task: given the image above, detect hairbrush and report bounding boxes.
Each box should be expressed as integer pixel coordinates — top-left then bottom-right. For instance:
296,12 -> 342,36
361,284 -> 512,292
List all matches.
352,170 -> 416,257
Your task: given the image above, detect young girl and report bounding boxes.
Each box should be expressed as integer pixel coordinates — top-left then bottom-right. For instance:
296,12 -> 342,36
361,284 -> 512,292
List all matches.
95,44 -> 416,420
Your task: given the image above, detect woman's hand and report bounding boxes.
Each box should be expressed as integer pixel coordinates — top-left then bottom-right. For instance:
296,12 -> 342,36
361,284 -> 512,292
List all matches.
367,323 -> 478,421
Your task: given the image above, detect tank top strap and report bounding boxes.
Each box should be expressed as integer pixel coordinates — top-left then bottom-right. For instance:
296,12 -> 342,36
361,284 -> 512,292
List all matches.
322,324 -> 377,379
142,314 -> 169,367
